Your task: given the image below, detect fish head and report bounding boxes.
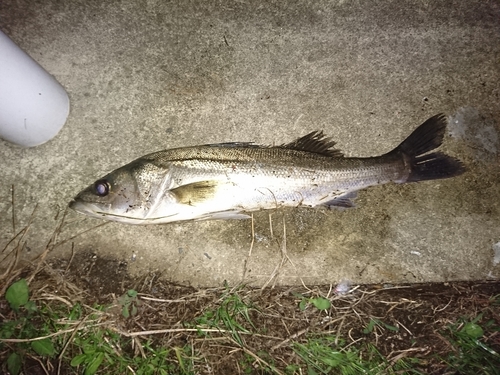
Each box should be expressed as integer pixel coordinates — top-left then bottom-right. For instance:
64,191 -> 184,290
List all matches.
69,158 -> 177,224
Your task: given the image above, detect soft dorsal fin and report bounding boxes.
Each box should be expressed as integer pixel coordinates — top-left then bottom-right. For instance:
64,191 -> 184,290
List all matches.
280,130 -> 343,157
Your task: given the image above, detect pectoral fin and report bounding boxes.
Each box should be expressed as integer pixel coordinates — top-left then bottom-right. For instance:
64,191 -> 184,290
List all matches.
322,191 -> 358,209
171,180 -> 220,206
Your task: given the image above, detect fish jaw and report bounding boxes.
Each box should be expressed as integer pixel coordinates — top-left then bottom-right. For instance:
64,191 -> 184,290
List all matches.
69,203 -> 172,224
69,192 -> 178,225
69,199 -> 135,223
68,199 -> 106,218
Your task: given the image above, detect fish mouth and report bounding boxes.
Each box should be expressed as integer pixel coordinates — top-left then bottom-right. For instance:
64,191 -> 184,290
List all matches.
69,200 -> 109,218
68,200 -> 129,222
68,199 -> 84,212
68,199 -> 157,224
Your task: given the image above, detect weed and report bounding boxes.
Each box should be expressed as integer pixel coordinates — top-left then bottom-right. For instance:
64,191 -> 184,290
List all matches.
173,345 -> 199,375
1,279 -> 58,375
293,335 -> 367,374
133,342 -> 175,375
363,318 -> 399,334
239,350 -> 278,374
292,335 -> 425,375
118,289 -> 140,318
5,278 -> 29,311
441,314 -> 500,374
193,285 -> 255,346
293,292 -> 331,311
1,278 -> 199,375
2,271 -> 499,375
70,328 -> 117,374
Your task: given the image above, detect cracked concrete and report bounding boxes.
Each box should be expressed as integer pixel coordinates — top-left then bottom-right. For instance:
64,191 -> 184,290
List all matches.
1,0 -> 499,287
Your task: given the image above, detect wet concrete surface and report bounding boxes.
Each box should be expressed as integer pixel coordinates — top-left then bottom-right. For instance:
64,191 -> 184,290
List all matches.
0,1 -> 499,287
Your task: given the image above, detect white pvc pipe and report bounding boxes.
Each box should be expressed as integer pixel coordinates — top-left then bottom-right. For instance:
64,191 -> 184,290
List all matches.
0,30 -> 70,147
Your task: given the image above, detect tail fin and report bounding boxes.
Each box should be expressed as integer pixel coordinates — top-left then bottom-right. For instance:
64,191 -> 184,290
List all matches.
395,114 -> 465,182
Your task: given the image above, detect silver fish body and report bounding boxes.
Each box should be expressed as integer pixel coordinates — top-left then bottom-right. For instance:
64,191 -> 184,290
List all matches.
69,114 -> 465,224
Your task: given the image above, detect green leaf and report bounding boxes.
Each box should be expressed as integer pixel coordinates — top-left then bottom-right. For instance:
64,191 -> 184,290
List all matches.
122,305 -> 130,318
85,352 -> 105,375
7,352 -> 22,375
104,352 -> 114,365
382,322 -> 399,332
5,279 -> 29,310
69,304 -> 82,320
24,300 -> 38,313
118,296 -> 128,305
321,352 -> 342,366
131,304 -> 138,316
363,319 -> 376,334
463,322 -> 483,339
299,299 -> 308,311
71,353 -> 88,366
83,344 -> 96,355
31,338 -> 56,356
311,297 -> 331,311
476,340 -> 499,356
0,320 -> 16,339
127,289 -> 138,298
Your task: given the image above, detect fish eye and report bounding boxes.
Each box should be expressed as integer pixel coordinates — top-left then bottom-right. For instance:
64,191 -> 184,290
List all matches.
94,180 -> 110,197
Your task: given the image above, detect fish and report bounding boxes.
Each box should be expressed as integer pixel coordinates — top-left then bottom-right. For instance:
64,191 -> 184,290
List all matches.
69,114 -> 465,225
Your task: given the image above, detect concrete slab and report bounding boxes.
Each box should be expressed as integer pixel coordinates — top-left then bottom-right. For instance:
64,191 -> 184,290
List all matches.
1,0 -> 499,287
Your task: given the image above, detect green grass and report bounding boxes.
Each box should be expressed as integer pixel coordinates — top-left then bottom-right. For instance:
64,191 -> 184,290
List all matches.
0,279 -> 198,375
440,312 -> 500,375
1,278 -> 499,374
192,283 -> 256,346
291,335 -> 424,375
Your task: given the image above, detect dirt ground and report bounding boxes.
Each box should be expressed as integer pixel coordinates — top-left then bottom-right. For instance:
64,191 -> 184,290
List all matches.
2,251 -> 498,374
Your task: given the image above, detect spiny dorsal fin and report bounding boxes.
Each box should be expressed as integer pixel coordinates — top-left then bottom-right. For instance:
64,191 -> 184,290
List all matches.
280,130 -> 344,157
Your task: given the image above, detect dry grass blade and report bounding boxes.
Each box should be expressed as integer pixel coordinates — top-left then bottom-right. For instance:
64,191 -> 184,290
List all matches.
0,205 -> 39,295
262,218 -> 294,289
0,321 -> 113,343
11,185 -> 16,233
233,338 -> 286,375
242,213 -> 255,281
